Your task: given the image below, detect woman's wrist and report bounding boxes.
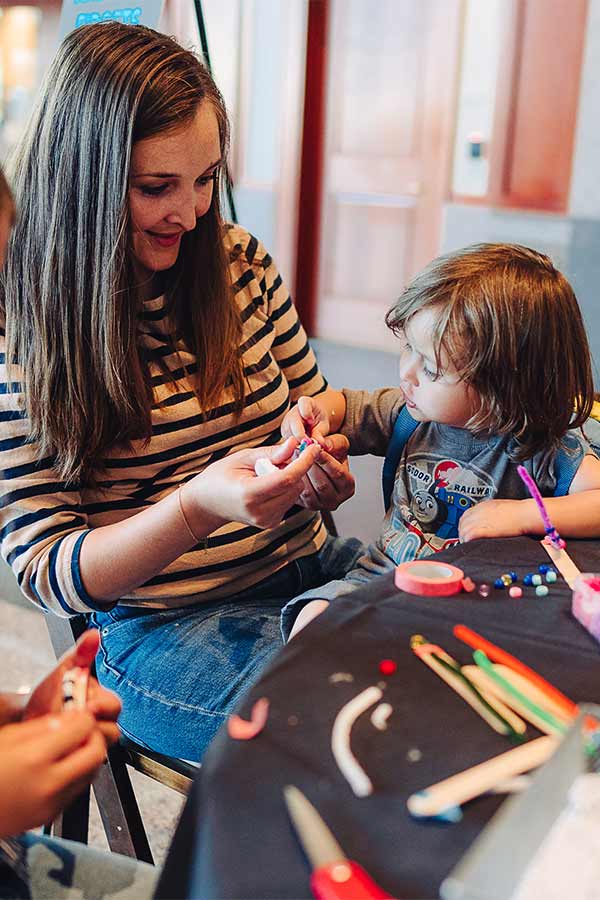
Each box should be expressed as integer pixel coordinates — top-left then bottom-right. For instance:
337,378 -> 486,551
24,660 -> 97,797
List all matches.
179,477 -> 224,543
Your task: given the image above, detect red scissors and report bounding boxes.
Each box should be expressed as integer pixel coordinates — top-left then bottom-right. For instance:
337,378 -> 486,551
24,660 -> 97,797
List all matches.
284,785 -> 394,900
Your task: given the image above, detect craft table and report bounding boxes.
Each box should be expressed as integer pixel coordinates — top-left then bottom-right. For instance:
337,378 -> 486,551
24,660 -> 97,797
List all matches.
155,536 -> 600,900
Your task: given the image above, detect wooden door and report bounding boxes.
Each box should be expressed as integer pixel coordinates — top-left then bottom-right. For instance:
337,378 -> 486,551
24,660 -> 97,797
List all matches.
314,0 -> 461,351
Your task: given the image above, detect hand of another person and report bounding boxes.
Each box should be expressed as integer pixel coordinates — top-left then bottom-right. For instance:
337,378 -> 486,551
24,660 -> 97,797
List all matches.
297,434 -> 356,511
458,499 -> 526,543
189,437 -> 322,530
280,396 -> 334,447
0,710 -> 108,839
24,629 -> 121,747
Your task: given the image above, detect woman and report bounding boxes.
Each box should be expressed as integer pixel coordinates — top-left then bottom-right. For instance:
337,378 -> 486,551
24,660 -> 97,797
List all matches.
0,23 -> 363,759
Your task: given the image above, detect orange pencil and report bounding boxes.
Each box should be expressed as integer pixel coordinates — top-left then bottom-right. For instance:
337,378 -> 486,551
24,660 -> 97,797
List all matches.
453,624 -> 578,719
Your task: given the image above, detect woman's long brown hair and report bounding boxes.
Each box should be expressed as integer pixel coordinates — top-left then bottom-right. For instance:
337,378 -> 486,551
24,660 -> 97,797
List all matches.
1,22 -> 243,484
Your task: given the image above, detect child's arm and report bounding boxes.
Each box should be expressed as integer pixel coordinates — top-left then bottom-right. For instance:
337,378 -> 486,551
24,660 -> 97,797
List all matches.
459,454 -> 600,542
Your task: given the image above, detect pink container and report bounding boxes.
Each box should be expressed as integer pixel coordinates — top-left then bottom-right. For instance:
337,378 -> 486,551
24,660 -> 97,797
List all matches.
572,574 -> 600,644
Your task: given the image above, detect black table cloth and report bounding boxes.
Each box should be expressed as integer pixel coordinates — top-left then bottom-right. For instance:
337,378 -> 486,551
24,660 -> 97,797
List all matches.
155,536 -> 600,900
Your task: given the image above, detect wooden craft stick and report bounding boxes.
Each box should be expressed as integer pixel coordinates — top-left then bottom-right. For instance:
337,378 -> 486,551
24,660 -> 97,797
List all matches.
493,666 -> 573,725
453,624 -> 578,718
413,646 -> 512,736
407,736 -> 559,818
461,666 -> 565,736
542,538 -> 581,589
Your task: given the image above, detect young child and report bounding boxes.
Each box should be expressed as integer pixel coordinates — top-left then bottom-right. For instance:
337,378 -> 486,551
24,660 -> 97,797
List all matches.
281,243 -> 600,639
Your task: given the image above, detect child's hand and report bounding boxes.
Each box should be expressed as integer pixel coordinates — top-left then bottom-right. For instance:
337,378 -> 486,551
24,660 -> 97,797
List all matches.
297,436 -> 355,511
458,499 -> 526,543
288,600 -> 330,640
281,396 -> 333,448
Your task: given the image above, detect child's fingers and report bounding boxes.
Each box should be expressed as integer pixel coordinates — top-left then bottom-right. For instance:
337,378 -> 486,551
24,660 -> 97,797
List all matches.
322,434 -> 350,461
297,396 -> 316,429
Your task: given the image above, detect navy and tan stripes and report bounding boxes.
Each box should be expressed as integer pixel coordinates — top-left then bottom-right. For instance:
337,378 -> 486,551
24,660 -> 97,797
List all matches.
0,226 -> 327,616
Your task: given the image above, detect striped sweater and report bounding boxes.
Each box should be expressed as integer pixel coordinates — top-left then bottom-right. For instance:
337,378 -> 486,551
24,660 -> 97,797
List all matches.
0,225 -> 327,616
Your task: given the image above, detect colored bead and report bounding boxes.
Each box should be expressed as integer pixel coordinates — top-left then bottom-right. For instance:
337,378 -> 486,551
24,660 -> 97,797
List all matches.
501,574 -> 513,587
494,578 -> 505,589
532,574 -> 542,586
536,585 -> 549,597
523,574 -> 534,586
379,659 -> 397,676
538,564 -> 550,574
546,571 -> 557,583
478,583 -> 491,598
461,577 -> 476,593
509,571 -> 518,582
509,586 -> 523,599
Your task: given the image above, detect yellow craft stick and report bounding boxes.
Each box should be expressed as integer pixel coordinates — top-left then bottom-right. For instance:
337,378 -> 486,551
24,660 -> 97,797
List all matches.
493,665 -> 573,725
407,736 -> 559,818
462,665 -> 564,736
416,650 -> 512,736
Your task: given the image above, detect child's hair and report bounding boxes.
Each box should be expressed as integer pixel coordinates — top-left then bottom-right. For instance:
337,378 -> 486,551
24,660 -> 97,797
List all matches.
386,243 -> 595,460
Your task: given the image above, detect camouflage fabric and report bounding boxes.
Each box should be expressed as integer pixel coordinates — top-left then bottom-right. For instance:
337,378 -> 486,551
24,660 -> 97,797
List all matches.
0,833 -> 157,900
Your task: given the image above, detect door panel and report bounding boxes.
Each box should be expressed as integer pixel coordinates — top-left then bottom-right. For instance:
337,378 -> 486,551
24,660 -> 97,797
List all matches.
316,0 -> 461,350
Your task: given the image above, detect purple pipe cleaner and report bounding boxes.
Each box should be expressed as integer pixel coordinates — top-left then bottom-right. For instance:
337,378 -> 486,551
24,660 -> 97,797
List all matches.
517,465 -> 566,549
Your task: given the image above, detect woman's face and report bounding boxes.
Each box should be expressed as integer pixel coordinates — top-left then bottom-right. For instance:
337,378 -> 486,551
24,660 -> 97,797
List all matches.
129,101 -> 222,286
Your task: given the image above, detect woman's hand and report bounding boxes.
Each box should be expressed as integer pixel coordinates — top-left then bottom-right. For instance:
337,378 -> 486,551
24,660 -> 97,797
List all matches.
188,437 -> 323,531
296,434 -> 356,511
24,629 -> 121,747
458,499 -> 526,543
0,710 -> 107,839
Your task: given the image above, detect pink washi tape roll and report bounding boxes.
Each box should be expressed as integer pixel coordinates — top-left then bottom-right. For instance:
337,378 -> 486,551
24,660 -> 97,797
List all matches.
394,560 -> 466,596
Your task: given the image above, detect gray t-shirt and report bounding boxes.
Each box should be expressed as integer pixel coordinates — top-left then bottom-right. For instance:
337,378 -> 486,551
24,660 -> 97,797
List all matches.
279,387 -> 593,637
342,388 -> 592,563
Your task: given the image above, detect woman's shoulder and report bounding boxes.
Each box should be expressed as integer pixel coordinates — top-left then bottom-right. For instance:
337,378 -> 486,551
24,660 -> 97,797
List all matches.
223,223 -> 272,272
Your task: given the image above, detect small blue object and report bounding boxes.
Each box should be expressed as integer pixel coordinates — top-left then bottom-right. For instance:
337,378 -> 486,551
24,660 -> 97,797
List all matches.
494,578 -> 505,589
536,584 -> 549,597
433,805 -> 463,823
546,570 -> 557,583
531,574 -> 542,586
523,574 -> 534,586
509,571 -> 518,582
538,564 -> 550,574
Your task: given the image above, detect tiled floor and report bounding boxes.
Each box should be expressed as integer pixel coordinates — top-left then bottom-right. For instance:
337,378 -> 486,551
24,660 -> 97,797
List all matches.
0,339 -> 398,868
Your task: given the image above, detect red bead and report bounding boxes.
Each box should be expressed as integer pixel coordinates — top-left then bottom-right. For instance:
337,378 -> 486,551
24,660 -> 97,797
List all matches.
379,659 -> 397,675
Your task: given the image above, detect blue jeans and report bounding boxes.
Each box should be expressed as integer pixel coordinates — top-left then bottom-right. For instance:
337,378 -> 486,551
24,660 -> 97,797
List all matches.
92,535 -> 364,760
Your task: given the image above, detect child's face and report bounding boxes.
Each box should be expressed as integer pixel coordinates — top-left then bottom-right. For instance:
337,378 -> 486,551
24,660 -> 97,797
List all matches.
398,306 -> 478,428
